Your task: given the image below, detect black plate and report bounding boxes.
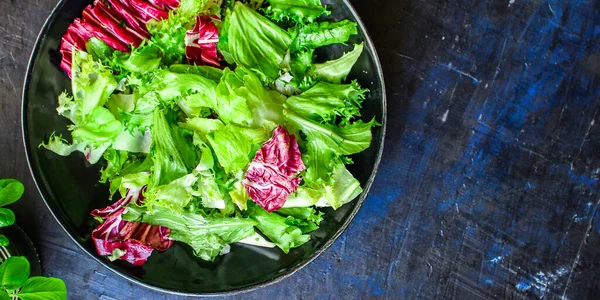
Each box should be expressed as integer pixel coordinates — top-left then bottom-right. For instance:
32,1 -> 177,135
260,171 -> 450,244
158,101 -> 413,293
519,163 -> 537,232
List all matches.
22,0 -> 386,296
0,225 -> 42,276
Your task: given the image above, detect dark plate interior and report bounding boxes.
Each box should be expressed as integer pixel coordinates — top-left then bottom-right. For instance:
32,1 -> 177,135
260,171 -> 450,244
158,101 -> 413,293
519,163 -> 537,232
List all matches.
22,0 -> 386,295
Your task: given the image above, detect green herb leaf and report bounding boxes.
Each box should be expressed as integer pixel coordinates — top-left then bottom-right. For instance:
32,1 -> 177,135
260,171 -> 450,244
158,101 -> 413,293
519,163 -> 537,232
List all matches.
0,236 -> 8,247
0,290 -> 9,300
0,179 -> 24,207
0,256 -> 30,290
0,209 -> 16,228
15,276 -> 67,300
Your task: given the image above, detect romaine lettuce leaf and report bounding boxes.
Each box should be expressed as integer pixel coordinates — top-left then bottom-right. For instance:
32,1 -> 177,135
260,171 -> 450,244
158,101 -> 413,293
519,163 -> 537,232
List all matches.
218,2 -> 292,81
123,205 -> 257,261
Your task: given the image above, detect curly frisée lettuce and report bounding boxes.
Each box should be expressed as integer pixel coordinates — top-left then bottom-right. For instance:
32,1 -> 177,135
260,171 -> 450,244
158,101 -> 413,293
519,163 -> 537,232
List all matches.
44,0 -> 377,265
264,0 -> 329,24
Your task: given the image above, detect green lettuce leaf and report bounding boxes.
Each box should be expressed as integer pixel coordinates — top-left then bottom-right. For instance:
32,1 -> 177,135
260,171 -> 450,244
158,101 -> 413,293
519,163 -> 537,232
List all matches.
150,109 -> 189,187
215,67 -> 287,129
193,139 -> 228,210
120,93 -> 160,132
71,107 -> 122,145
71,50 -> 118,118
218,2 -> 292,81
112,128 -> 152,153
145,173 -> 198,212
123,205 -> 256,261
290,20 -> 358,52
142,70 -> 217,106
285,164 -> 362,209
265,0 -> 330,24
285,110 -> 376,156
145,0 -> 219,65
207,124 -> 268,174
276,207 -> 323,233
99,149 -> 129,183
169,64 -> 224,82
284,80 -> 366,124
286,21 -> 357,80
246,202 -> 310,253
179,118 -> 225,138
109,43 -> 162,75
310,43 -> 364,83
85,37 -> 114,62
42,50 -> 121,163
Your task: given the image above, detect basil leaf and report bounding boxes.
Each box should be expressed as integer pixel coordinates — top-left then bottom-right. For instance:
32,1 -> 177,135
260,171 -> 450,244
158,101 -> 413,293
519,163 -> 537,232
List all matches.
0,209 -> 16,228
0,290 -> 9,300
0,256 -> 29,290
15,277 -> 67,300
0,236 -> 8,247
0,179 -> 24,207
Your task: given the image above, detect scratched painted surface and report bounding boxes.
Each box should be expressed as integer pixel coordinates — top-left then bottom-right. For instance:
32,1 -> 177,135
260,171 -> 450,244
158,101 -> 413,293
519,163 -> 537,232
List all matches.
1,0 -> 600,299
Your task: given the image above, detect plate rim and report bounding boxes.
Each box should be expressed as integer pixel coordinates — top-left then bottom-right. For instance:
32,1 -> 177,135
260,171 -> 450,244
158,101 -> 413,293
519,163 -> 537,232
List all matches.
20,0 -> 387,296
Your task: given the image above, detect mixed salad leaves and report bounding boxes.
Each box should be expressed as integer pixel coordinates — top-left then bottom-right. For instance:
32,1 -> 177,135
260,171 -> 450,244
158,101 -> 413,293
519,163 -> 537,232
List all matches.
43,0 -> 377,265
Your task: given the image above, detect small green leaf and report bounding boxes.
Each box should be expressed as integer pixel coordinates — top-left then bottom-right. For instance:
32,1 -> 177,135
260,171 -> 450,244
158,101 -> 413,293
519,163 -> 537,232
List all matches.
0,256 -> 29,290
0,290 -> 9,300
0,209 -> 16,228
0,179 -> 24,207
0,236 -> 9,247
15,277 -> 67,300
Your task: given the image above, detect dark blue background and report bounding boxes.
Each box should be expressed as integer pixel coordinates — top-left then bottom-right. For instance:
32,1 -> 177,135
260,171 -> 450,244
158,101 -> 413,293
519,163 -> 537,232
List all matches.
2,0 -> 600,298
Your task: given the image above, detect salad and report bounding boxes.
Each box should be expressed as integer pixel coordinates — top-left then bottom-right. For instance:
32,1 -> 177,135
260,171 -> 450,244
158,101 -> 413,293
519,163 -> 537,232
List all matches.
42,0 -> 378,265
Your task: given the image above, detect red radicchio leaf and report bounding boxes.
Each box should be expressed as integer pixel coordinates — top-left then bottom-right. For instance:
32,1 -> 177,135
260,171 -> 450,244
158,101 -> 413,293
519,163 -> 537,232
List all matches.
151,0 -> 180,10
91,187 -> 173,266
243,126 -> 306,212
127,0 -> 169,22
185,15 -> 221,67
93,2 -> 146,45
105,0 -> 151,38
